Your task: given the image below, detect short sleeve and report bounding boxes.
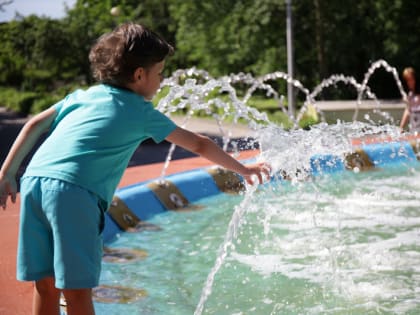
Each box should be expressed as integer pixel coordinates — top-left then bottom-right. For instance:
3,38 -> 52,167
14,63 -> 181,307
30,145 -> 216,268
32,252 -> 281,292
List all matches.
50,90 -> 84,131
53,98 -> 65,113
144,108 -> 177,143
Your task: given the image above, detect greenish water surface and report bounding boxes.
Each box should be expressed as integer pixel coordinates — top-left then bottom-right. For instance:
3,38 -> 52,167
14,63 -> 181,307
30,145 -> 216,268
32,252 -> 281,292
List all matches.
96,166 -> 420,315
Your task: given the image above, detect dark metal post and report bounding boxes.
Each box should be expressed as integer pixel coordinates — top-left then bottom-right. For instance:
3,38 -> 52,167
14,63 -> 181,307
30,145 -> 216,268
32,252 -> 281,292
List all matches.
286,0 -> 294,116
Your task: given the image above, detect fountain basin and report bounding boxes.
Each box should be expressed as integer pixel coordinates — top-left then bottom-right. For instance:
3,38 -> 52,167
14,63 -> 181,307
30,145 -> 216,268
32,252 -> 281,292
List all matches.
96,135 -> 420,314
103,136 -> 420,244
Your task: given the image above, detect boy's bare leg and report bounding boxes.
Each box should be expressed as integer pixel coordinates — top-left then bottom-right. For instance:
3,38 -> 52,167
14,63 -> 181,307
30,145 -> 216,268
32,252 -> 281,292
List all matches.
63,288 -> 95,315
33,277 -> 61,315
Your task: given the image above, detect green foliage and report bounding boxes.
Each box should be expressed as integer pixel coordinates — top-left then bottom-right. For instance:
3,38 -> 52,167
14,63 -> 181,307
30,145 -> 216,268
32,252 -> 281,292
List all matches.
268,110 -> 293,129
169,0 -> 286,76
1,0 -> 420,121
0,87 -> 38,114
0,17 -> 81,91
31,94 -> 63,114
0,83 -> 85,115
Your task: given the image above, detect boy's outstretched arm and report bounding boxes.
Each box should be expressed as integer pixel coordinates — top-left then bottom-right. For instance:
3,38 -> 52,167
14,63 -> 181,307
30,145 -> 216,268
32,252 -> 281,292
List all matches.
165,127 -> 271,185
0,107 -> 57,209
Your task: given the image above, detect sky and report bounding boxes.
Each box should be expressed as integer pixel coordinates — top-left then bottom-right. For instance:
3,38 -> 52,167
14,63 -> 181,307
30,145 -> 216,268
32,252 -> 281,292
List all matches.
0,0 -> 77,22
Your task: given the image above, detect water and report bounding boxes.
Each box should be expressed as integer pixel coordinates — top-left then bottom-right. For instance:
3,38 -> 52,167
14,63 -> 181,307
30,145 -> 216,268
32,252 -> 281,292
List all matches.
159,59 -> 407,132
156,59 -> 407,177
96,165 -> 420,314
94,60 -> 420,314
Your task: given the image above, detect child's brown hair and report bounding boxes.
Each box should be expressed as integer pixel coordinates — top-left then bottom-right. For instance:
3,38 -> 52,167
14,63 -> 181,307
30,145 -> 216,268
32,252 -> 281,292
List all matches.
402,67 -> 420,94
402,67 -> 415,81
89,22 -> 174,87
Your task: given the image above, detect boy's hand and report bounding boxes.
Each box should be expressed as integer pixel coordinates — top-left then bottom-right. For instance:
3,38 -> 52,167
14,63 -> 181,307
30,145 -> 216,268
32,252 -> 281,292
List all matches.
242,162 -> 271,185
0,174 -> 17,210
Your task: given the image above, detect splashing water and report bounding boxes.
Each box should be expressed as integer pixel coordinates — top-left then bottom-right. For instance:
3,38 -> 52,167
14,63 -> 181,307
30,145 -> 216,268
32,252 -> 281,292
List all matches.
98,121 -> 420,315
152,60 -> 414,314
156,60 -> 408,179
193,184 -> 259,315
191,118 -> 411,314
159,59 -> 406,132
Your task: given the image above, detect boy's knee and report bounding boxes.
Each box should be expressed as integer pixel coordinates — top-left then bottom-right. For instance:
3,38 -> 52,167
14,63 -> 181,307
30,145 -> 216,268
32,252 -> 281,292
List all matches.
63,288 -> 92,303
35,277 -> 60,297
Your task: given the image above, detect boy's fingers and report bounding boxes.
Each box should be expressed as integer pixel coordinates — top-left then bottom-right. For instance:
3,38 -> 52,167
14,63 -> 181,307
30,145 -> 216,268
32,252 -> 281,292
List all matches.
246,175 -> 256,186
243,162 -> 272,186
258,165 -> 271,182
262,168 -> 270,177
259,173 -> 264,184
257,163 -> 271,174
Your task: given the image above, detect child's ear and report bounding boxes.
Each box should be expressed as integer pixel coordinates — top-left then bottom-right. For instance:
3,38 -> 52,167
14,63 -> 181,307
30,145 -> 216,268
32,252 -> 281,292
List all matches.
134,67 -> 145,82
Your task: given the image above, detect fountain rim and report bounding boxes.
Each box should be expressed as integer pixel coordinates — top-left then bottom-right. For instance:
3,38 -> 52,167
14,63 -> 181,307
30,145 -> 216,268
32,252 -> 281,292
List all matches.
103,135 -> 420,244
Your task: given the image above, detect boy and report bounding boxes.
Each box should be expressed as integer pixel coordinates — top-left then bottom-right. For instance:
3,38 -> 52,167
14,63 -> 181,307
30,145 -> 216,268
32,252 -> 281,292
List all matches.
0,22 -> 270,315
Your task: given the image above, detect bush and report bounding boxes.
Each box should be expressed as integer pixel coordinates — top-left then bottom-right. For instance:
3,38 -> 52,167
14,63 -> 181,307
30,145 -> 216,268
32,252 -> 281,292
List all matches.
266,110 -> 293,129
298,104 -> 319,130
31,94 -> 63,114
0,87 -> 39,115
0,83 -> 86,115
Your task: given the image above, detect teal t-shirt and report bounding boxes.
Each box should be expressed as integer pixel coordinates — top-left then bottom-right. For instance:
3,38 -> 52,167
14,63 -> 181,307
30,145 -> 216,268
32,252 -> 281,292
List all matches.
23,84 -> 177,207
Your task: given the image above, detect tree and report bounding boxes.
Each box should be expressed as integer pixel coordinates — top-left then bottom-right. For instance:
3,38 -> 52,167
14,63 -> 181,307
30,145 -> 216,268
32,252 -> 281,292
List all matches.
0,16 -> 75,90
169,0 -> 287,76
2,0 -> 420,103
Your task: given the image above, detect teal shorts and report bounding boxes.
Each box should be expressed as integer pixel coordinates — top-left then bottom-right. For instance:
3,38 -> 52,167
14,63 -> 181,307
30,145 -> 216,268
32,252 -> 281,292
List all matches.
17,176 -> 105,289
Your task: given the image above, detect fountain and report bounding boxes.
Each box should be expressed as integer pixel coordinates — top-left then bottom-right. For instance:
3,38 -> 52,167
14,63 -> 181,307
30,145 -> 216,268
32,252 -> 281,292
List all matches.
91,60 -> 420,315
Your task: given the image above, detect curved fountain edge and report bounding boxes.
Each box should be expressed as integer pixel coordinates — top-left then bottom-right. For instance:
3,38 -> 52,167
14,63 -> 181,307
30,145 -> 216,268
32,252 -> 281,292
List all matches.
103,138 -> 420,244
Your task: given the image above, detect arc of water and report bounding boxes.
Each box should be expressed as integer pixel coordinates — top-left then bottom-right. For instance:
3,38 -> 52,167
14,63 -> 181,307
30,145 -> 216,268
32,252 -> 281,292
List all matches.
194,184 -> 258,315
161,61 -> 408,133
153,61 -> 411,314
241,71 -> 315,129
301,74 -> 370,126
161,67 -> 213,87
310,74 -> 363,100
157,73 -> 272,177
157,61 -> 407,179
353,59 -> 407,121
160,73 -> 270,126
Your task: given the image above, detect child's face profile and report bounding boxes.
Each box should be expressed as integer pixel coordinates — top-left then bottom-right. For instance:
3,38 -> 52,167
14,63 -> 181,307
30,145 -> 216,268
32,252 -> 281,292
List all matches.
136,61 -> 166,101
